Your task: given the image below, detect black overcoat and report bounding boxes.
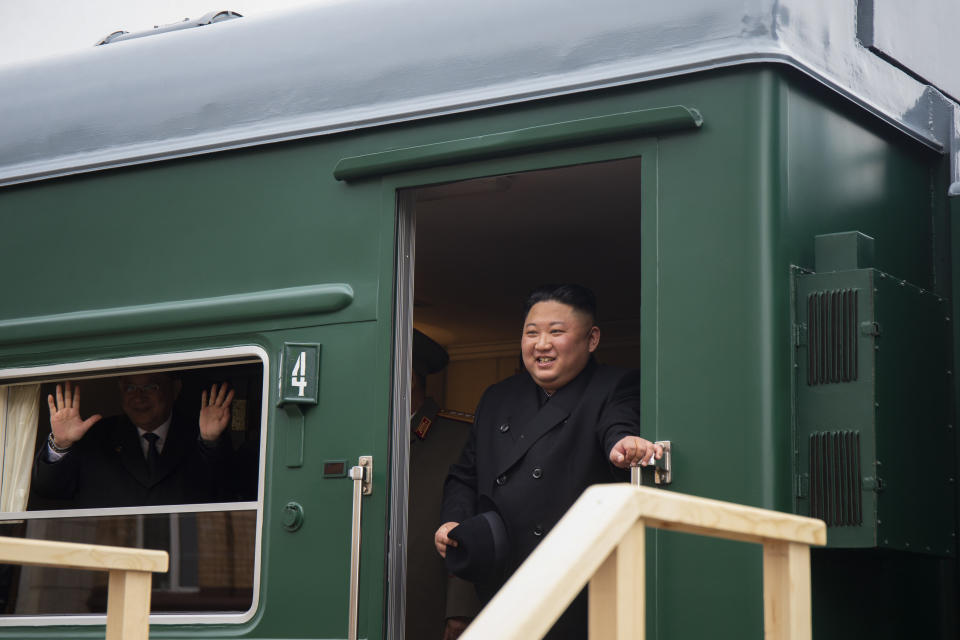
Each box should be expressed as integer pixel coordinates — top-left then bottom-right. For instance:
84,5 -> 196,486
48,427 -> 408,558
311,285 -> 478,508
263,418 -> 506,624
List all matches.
440,360 -> 642,638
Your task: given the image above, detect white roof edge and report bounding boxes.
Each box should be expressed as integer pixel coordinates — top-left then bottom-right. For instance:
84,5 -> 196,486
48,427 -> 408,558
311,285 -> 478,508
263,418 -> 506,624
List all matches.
1,0 -> 957,188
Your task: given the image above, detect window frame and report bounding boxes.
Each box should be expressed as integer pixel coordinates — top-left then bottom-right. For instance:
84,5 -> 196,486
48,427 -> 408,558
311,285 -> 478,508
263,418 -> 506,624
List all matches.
0,345 -> 268,626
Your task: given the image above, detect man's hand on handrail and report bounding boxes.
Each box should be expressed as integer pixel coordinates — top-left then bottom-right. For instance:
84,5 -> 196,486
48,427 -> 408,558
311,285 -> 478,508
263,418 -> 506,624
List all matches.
609,436 -> 663,468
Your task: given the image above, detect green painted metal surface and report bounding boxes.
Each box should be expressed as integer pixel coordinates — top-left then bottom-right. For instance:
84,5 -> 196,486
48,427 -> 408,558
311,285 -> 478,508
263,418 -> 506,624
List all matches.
794,268 -> 954,553
333,105 -> 702,181
780,70 -> 956,638
0,284 -> 353,345
0,62 -> 955,639
795,269 -> 878,549
873,273 -> 954,555
811,549 -> 956,639
814,231 -> 875,272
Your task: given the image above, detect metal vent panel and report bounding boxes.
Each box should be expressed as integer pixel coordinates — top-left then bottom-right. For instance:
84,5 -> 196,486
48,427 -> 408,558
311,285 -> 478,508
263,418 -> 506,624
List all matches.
794,269 -> 877,549
807,288 -> 858,385
809,430 -> 863,527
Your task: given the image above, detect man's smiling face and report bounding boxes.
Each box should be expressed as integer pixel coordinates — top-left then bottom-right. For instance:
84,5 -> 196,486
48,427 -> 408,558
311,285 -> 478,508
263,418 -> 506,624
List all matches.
521,300 -> 600,393
119,373 -> 180,432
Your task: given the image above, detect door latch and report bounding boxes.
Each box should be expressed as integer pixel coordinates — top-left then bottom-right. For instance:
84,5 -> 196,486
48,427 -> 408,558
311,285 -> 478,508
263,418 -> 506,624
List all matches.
353,455 -> 373,496
630,440 -> 672,486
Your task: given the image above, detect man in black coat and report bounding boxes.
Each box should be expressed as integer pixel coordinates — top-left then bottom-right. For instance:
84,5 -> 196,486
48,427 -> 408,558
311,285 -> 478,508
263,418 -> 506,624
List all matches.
32,373 -> 235,508
435,284 -> 662,639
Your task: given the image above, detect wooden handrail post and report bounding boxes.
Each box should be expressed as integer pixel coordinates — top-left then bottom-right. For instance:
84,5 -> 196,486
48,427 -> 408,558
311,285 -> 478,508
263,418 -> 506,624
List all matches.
0,536 -> 166,639
762,540 -> 812,640
458,486 -> 824,640
589,518 -> 645,640
105,569 -> 154,640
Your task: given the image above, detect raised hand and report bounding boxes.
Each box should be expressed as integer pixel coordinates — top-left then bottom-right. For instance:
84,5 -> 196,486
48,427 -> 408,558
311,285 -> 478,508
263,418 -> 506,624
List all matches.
199,383 -> 235,442
47,381 -> 102,449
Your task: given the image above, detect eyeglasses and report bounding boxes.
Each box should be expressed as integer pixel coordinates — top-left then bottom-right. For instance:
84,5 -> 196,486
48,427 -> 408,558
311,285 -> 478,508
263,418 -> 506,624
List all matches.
122,383 -> 161,394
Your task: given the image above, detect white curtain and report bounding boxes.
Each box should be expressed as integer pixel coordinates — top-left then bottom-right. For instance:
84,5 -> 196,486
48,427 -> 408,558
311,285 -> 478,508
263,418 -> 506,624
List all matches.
0,384 -> 40,512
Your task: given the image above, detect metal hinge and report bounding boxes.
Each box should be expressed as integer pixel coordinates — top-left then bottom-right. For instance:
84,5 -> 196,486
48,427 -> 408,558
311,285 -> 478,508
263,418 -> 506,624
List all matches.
860,321 -> 881,337
793,323 -> 807,347
795,473 -> 809,498
354,455 -> 373,496
863,476 -> 884,492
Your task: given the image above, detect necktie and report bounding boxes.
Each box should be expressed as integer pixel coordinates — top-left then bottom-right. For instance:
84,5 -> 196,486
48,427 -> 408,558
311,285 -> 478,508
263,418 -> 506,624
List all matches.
143,433 -> 160,477
538,388 -> 551,408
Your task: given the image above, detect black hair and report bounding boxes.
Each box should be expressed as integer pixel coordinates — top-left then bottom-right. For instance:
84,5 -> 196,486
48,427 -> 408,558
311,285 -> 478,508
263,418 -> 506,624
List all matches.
523,284 -> 598,325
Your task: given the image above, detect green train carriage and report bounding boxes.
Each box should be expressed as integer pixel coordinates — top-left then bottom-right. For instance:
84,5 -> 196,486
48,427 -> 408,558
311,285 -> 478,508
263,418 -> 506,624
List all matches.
0,0 -> 958,637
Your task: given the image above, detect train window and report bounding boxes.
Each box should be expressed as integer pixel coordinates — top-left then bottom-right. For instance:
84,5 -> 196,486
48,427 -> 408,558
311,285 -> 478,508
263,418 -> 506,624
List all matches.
0,348 -> 266,621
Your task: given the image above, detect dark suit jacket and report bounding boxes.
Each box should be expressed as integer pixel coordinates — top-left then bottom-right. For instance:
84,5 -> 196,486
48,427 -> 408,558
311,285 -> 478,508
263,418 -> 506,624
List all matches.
440,360 -> 642,638
31,413 -> 233,509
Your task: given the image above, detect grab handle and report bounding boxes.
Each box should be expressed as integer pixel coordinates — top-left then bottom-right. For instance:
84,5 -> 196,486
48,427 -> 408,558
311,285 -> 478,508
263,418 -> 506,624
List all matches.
630,441 -> 671,486
347,455 -> 372,640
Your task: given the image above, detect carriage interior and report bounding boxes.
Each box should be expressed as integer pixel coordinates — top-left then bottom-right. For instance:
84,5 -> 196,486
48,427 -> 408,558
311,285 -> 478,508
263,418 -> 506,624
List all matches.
410,158 -> 644,411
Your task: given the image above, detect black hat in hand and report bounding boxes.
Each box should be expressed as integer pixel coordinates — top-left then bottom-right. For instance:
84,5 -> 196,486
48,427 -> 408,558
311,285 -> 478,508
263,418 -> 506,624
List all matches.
444,502 -> 510,585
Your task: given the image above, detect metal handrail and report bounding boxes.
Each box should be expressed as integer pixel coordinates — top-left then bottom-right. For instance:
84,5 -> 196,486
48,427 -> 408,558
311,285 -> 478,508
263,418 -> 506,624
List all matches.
347,455 -> 373,640
0,536 -> 168,640
347,464 -> 364,640
458,485 -> 826,640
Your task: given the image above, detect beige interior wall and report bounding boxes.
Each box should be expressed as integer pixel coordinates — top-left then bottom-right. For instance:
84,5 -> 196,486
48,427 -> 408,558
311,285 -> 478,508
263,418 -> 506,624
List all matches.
443,355 -> 522,415
423,370 -> 446,408
437,340 -> 638,415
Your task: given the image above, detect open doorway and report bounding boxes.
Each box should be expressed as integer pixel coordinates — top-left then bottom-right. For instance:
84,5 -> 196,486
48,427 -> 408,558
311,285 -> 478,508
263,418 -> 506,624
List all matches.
401,156 -> 642,639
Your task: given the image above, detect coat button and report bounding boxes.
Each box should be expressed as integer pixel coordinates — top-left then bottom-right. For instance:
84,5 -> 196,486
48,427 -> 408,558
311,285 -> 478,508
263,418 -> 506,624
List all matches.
496,474 -> 508,486
533,525 -> 544,537
499,423 -> 510,433
532,468 -> 543,479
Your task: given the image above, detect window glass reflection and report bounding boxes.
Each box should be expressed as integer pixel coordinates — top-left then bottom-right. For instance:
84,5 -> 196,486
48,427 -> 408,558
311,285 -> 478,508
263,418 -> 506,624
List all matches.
24,362 -> 262,511
0,511 -> 256,615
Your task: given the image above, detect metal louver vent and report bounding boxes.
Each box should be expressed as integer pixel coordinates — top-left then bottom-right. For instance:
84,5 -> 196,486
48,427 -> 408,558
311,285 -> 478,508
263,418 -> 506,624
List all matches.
807,289 -> 858,385
809,431 -> 862,527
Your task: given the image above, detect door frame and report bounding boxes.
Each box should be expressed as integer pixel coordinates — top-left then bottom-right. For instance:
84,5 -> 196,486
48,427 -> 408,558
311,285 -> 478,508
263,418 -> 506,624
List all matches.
373,134 -> 664,640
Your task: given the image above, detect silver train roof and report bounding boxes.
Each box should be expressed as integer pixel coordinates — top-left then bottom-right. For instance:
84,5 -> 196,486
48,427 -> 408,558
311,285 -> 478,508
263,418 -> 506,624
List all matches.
1,0 -> 958,189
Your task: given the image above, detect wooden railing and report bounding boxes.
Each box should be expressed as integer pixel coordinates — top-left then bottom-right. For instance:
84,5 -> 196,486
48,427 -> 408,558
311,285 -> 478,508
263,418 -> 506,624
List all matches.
459,485 -> 826,640
0,536 -> 168,640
